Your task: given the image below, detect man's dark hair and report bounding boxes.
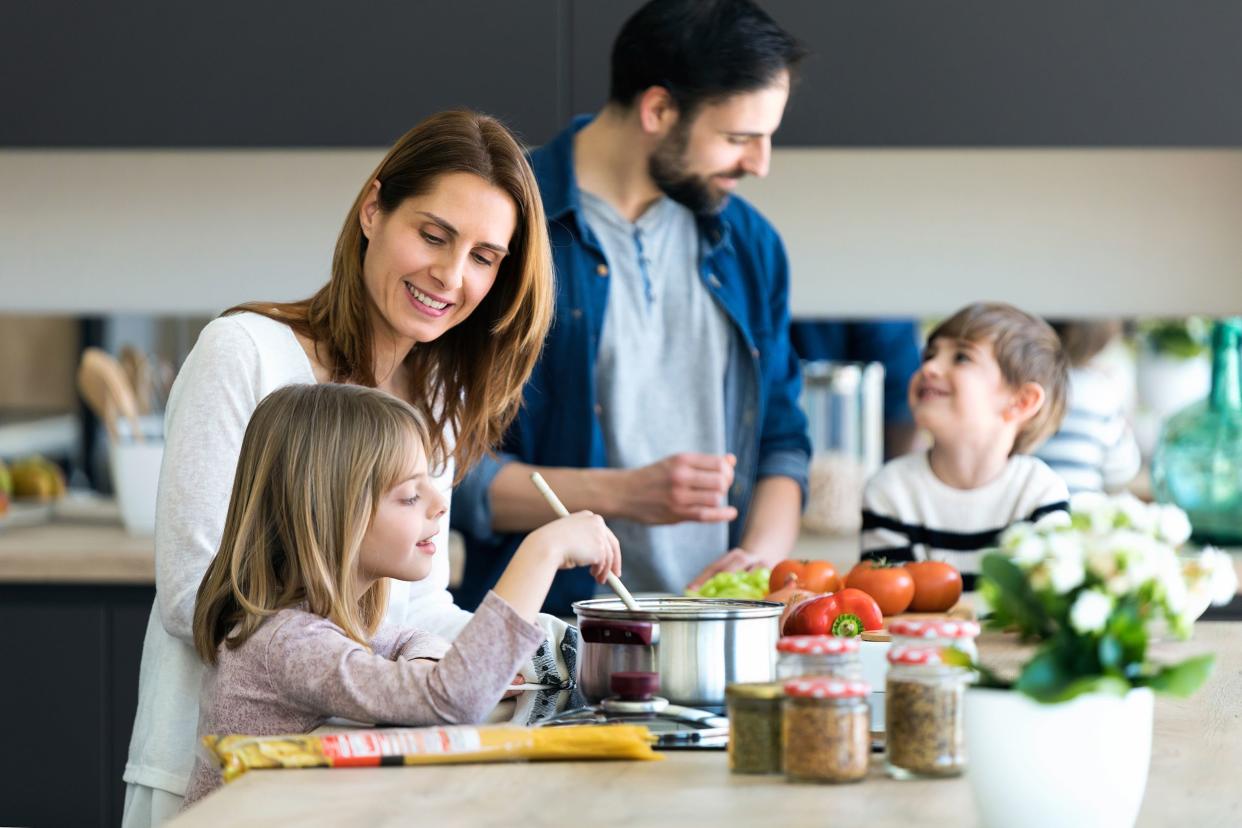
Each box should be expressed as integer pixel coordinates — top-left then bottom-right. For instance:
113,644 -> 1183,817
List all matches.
609,0 -> 806,115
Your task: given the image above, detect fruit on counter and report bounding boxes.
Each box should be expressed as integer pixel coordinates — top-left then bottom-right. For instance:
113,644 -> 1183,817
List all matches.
768,559 -> 841,594
903,561 -> 963,613
844,560 -> 915,616
783,588 -> 884,637
9,456 -> 67,502
763,577 -> 823,631
0,459 -> 10,516
685,567 -> 771,599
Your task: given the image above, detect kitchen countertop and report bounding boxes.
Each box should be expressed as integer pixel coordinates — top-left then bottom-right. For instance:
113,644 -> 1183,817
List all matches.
3,513 -> 1239,594
168,622 -> 1238,827
0,510 -> 154,584
0,504 -> 470,586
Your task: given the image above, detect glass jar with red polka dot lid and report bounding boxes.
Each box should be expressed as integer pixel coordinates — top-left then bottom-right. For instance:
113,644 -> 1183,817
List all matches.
776,635 -> 863,681
887,617 -> 980,663
782,676 -> 872,784
884,616 -> 980,780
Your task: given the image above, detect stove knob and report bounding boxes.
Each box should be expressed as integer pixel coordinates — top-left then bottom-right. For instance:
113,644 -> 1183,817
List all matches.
610,671 -> 660,700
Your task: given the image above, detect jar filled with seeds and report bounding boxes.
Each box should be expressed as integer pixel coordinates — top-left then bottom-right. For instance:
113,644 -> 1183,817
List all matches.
884,619 -> 979,780
782,677 -> 871,784
776,635 -> 863,681
726,682 -> 785,774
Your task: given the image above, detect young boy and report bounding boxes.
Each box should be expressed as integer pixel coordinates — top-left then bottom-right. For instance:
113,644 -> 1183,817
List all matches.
860,302 -> 1071,590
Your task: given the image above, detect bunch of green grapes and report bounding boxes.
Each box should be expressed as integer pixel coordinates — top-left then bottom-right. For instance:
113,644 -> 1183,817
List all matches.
685,568 -> 772,599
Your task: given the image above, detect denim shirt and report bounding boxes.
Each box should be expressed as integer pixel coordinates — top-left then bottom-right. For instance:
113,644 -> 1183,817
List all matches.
451,116 -> 811,615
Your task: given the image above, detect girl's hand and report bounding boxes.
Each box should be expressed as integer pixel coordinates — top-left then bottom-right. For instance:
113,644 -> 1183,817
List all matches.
529,511 -> 622,585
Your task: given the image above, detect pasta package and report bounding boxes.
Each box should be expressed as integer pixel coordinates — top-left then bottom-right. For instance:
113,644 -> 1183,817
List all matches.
204,724 -> 661,782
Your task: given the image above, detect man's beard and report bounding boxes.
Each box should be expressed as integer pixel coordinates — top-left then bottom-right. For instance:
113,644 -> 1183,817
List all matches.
648,123 -> 740,216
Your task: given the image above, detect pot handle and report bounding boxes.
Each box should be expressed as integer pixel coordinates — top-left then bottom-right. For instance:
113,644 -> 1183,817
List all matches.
579,618 -> 657,646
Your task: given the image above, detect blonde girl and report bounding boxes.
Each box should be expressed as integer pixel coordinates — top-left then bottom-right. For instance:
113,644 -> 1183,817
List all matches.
182,383 -> 620,805
124,109 -> 555,826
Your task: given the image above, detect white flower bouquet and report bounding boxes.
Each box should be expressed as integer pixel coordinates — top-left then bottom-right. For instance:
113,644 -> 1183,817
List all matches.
959,492 -> 1236,703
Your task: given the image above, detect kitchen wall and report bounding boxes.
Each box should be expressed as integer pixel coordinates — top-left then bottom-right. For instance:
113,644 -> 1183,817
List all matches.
3,147 -> 1242,317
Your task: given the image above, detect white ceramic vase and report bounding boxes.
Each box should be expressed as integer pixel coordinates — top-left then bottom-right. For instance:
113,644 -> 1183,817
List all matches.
965,686 -> 1154,828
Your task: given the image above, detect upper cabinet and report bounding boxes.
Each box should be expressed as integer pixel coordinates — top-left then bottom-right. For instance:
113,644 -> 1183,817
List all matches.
769,1 -> 1242,146
570,0 -> 1242,147
0,1 -> 566,147
5,1 -> 1241,147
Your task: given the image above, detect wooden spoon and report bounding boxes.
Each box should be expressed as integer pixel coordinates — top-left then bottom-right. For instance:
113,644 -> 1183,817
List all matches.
77,348 -> 145,444
529,472 -> 641,612
119,345 -> 153,415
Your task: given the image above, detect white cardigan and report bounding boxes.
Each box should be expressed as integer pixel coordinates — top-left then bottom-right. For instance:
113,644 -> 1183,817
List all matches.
123,311 -> 472,795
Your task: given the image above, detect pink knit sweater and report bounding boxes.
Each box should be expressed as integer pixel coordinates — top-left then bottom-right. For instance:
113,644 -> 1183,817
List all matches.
182,591 -> 543,806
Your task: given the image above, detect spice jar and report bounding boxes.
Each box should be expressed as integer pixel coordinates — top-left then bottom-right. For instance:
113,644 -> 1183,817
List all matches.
884,619 -> 979,780
725,682 -> 785,774
782,677 -> 871,784
888,618 -> 980,663
776,635 -> 862,681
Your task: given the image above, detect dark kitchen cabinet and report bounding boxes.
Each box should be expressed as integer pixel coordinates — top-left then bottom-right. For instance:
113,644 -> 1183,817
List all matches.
3,1 -> 1241,148
0,584 -> 155,828
0,1 -> 566,147
569,0 -> 1242,147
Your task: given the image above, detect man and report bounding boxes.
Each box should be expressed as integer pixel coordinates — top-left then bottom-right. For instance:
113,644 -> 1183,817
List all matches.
452,0 -> 810,614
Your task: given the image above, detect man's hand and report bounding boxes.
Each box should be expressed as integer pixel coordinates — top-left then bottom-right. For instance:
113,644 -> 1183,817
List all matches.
620,452 -> 738,525
687,546 -> 782,591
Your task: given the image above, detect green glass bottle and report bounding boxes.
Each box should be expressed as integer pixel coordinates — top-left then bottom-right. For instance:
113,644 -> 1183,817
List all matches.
1151,317 -> 1242,545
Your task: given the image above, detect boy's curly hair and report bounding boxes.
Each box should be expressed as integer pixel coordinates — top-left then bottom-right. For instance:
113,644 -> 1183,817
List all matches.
927,302 -> 1070,454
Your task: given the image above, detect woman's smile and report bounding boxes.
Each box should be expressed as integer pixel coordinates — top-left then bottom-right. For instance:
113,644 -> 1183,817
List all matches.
404,281 -> 454,317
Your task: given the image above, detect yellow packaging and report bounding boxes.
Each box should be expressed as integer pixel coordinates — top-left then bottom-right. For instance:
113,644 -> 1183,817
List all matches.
204,724 -> 661,782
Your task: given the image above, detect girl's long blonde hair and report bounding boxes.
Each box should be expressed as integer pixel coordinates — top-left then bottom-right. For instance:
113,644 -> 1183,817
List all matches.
193,383 -> 430,664
230,109 -> 554,480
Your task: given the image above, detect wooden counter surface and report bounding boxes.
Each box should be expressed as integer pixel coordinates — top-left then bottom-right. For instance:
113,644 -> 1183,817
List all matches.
170,622 -> 1238,827
0,516 -> 154,584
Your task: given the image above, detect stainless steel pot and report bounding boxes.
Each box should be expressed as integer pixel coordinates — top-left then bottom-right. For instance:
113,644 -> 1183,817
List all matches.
572,597 -> 782,711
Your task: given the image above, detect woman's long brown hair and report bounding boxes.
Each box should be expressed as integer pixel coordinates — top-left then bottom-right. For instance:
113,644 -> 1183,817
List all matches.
230,110 -> 554,479
193,383 -> 431,664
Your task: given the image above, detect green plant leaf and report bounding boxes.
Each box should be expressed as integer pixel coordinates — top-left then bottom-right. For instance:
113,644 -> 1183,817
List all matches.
1016,648 -> 1131,703
1098,635 -> 1123,671
1055,675 -> 1131,702
941,646 -> 1010,689
981,553 -> 1053,638
1140,654 -> 1216,698
1014,649 -> 1073,702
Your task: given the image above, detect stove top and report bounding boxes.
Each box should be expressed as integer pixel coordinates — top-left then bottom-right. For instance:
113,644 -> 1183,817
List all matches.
537,677 -> 729,750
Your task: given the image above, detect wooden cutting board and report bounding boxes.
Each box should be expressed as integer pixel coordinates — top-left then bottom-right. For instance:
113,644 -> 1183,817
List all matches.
860,602 -> 977,643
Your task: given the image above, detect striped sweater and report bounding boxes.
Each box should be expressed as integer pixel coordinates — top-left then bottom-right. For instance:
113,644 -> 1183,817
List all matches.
860,452 -> 1069,589
1035,366 -> 1141,495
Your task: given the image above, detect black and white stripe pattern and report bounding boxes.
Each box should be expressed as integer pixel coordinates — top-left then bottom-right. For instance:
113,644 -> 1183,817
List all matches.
861,502 -> 1068,590
860,452 -> 1071,587
1035,366 -> 1141,494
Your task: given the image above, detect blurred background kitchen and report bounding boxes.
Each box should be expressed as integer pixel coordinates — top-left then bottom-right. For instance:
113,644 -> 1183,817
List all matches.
3,2 -> 1242,826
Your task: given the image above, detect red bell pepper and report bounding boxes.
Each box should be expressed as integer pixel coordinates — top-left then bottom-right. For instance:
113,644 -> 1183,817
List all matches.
783,588 -> 884,637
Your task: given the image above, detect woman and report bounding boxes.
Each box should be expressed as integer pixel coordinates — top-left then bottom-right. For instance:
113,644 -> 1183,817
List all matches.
121,110 -> 554,826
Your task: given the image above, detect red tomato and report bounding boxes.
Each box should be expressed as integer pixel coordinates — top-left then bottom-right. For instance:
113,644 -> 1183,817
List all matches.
768,559 -> 840,594
845,561 -> 916,616
903,561 -> 963,612
783,588 -> 883,637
